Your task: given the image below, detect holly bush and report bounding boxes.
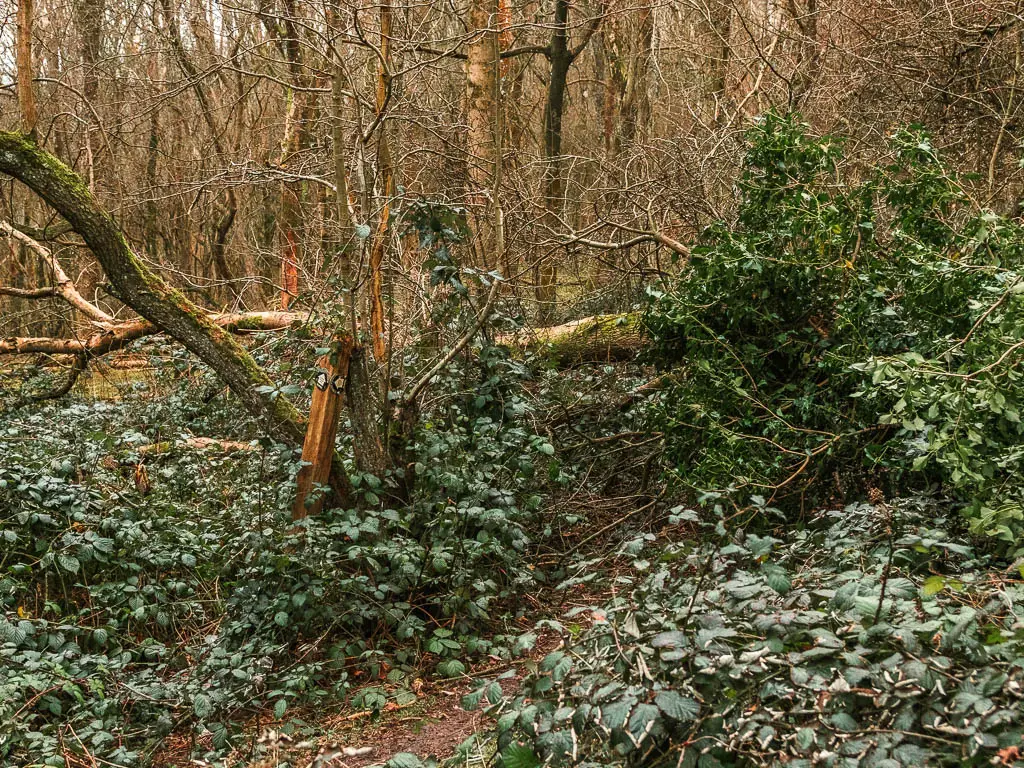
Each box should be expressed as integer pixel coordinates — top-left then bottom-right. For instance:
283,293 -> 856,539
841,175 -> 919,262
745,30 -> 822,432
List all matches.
646,113 -> 1024,555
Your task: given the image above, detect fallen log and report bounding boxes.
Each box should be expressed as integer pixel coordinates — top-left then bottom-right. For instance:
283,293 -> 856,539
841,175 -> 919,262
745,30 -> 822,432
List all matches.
0,312 -> 304,357
135,437 -> 259,456
500,313 -> 644,366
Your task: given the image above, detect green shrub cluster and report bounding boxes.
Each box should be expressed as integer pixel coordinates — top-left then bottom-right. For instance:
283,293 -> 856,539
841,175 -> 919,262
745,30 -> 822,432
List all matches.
645,114 -> 1024,554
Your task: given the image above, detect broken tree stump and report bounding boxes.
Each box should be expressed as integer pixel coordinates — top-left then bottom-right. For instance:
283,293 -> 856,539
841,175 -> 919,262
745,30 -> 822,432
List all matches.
292,335 -> 354,520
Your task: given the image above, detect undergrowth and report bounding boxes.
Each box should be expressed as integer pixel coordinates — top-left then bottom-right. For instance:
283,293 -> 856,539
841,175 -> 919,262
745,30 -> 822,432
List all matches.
0,340 -> 557,766
469,496 -> 1024,767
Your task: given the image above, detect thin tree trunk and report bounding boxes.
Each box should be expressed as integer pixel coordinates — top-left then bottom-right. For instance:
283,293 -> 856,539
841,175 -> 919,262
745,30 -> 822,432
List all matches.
537,0 -> 572,324
17,0 -> 38,139
368,0 -> 394,362
465,0 -> 499,266
75,0 -> 106,190
330,19 -> 388,476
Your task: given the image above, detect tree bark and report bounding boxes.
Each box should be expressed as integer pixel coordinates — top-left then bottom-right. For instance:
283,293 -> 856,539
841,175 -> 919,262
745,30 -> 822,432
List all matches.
16,0 -> 38,138
465,0 -> 500,266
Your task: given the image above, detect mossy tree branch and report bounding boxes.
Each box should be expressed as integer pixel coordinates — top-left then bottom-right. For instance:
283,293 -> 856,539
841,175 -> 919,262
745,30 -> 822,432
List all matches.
0,131 -> 312,447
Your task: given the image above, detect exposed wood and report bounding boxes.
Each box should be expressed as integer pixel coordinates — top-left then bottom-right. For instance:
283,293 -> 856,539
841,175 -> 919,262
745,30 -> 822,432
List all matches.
293,335 -> 353,519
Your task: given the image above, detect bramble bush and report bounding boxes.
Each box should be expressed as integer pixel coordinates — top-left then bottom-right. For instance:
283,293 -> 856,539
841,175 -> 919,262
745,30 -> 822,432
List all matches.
645,113 -> 1024,555
0,328 -> 556,765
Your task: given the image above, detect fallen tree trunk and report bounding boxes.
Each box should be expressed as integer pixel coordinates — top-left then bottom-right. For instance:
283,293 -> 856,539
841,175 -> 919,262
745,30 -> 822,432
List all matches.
0,312 -> 303,356
500,313 -> 644,366
0,132 -> 336,470
136,437 -> 259,456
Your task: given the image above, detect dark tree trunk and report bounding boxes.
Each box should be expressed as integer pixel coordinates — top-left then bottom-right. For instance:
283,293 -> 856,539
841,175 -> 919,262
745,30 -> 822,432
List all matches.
537,0 -> 572,324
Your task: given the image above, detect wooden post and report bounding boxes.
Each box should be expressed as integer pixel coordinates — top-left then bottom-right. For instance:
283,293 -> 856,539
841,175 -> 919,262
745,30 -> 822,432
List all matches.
292,335 -> 353,519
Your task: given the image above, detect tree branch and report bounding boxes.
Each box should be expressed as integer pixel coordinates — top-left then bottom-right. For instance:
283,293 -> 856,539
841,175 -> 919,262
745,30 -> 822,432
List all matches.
1,219 -> 115,323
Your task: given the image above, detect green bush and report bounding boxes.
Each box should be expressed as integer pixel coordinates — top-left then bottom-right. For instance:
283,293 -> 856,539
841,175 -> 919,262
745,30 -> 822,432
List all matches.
646,113 -> 1024,553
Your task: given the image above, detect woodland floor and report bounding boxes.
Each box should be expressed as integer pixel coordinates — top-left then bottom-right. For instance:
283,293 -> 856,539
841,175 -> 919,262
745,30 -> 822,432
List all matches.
153,619 -> 570,768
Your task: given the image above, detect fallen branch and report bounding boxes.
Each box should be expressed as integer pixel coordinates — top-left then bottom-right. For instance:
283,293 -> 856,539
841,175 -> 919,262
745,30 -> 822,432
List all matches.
135,437 -> 259,456
1,219 -> 114,323
0,311 -> 304,357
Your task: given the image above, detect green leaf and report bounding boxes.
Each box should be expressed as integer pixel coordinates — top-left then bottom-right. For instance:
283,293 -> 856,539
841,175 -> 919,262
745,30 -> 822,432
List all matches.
274,611 -> 289,627
388,754 -> 423,768
628,703 -> 660,743
763,564 -> 791,595
655,690 -> 698,722
437,659 -> 466,678
922,575 -> 945,597
501,744 -> 539,768
486,681 -> 503,705
58,554 -> 80,574
796,727 -> 816,750
193,694 -> 213,719
274,698 -> 288,720
461,689 -> 482,710
830,712 -> 858,732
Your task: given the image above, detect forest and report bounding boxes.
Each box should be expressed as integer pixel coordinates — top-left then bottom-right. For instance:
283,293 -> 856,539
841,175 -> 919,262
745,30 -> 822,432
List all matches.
3,0 -> 1024,764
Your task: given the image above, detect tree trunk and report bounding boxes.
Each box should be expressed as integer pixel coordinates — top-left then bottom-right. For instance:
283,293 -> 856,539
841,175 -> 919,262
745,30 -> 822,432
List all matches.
537,0 -> 572,325
368,0 -> 394,362
465,0 -> 499,266
499,313 -> 643,366
74,0 -> 107,191
619,4 -> 653,149
16,0 -> 38,138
